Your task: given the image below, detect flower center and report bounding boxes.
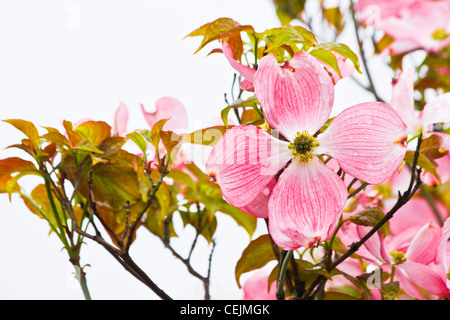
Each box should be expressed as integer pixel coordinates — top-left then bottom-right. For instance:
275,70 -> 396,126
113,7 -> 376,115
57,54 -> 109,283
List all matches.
289,131 -> 319,162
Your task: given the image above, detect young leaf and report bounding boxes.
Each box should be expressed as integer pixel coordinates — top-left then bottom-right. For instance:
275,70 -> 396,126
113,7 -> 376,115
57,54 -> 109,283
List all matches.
316,42 -> 362,73
404,150 -> 441,183
127,131 -> 148,156
235,234 -> 278,288
310,48 -> 341,77
420,134 -> 449,160
75,121 -> 111,147
149,118 -> 169,150
0,157 -> 37,177
3,119 -> 40,150
186,18 -> 254,54
349,207 -> 389,236
184,126 -> 229,146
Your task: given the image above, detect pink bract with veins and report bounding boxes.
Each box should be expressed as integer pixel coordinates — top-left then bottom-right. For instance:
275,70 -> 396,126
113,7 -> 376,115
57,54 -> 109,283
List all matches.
206,51 -> 408,250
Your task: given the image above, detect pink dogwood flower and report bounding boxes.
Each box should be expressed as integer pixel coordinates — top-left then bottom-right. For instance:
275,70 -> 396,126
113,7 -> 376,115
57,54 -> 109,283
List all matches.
358,0 -> 450,55
112,101 -> 129,137
390,67 -> 450,184
140,96 -> 189,134
206,51 -> 407,250
356,217 -> 450,299
242,268 -> 277,300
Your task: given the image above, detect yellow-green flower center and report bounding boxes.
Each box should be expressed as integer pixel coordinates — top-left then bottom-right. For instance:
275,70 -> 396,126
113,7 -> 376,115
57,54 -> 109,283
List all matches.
289,131 -> 319,163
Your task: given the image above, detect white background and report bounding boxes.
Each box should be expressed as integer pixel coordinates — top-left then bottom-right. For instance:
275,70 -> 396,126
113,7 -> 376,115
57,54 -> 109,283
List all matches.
0,0 -> 394,299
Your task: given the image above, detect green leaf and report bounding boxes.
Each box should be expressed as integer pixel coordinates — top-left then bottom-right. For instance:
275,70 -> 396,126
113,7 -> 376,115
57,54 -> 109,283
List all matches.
348,207 -> 389,236
221,106 -> 234,128
41,131 -> 71,147
381,281 -> 400,300
323,7 -> 345,34
184,163 -> 210,182
309,48 -> 341,78
149,119 -> 169,150
167,169 -> 196,190
265,26 -> 317,53
216,201 -> 257,237
272,0 -> 306,26
126,131 -> 148,156
235,235 -> 278,288
404,150 -> 441,183
240,109 -> 264,125
160,130 -> 183,161
316,42 -> 362,73
90,162 -> 142,210
186,18 -> 254,54
184,126 -> 229,146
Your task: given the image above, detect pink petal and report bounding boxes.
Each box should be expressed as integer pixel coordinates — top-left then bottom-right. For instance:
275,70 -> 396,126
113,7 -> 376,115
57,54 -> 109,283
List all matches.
421,93 -> 450,135
254,51 -> 334,140
387,197 -> 448,235
387,226 -> 421,254
357,0 -> 415,23
205,125 -> 292,208
316,102 -> 407,185
395,266 -> 425,300
390,67 -> 420,133
315,52 -> 355,85
379,1 -> 450,54
141,97 -> 189,133
436,218 -> 450,271
221,40 -> 255,83
239,178 -> 276,219
383,39 -> 421,56
240,79 -> 254,92
338,221 -> 382,264
242,268 -> 277,300
112,101 -> 129,137
422,154 -> 450,186
268,157 -> 348,250
405,223 -> 441,265
398,262 -> 450,298
357,226 -> 391,264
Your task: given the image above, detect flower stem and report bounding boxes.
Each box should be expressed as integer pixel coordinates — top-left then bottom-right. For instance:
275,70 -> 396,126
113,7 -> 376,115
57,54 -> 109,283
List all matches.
276,250 -> 293,300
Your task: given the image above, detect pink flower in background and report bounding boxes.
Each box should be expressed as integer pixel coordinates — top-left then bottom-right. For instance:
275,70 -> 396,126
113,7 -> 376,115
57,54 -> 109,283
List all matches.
358,0 -> 450,55
141,96 -> 189,134
390,67 -> 450,185
135,97 -> 189,171
74,101 -> 129,137
112,101 -> 129,137
356,217 -> 450,299
242,268 -> 277,300
206,51 -> 407,250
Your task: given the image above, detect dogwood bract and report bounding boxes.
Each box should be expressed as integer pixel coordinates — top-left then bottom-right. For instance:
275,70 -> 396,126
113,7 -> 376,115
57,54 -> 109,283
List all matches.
206,51 -> 408,250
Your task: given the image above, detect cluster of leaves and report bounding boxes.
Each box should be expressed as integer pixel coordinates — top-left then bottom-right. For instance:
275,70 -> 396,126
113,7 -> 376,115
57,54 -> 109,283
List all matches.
186,17 -> 361,85
0,116 -> 256,299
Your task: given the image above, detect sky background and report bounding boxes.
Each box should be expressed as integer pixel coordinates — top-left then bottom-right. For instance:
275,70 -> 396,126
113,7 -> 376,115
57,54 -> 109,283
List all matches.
0,0 -> 398,299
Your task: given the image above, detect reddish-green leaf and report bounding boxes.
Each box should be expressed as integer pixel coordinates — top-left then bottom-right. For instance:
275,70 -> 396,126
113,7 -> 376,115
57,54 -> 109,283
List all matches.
75,121 -> 111,147
187,18 -> 254,54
